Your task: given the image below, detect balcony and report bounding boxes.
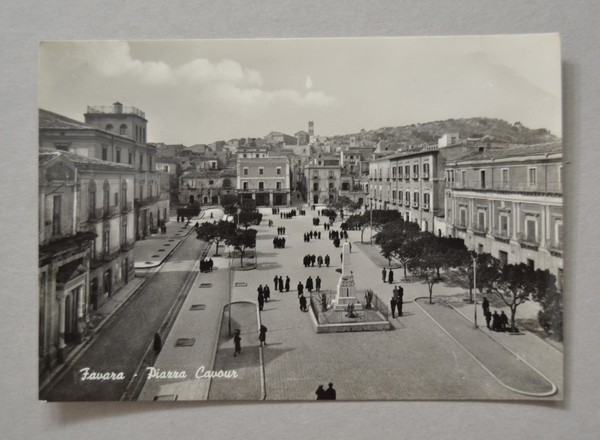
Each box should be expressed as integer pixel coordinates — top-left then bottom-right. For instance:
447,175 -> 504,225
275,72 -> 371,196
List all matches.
398,174 -> 403,179
517,233 -> 539,250
422,172 -> 429,180
412,174 -> 419,180
404,200 -> 410,207
455,224 -> 468,232
135,195 -> 160,208
121,241 -> 135,252
472,225 -> 487,237
547,238 -> 563,256
88,208 -> 105,222
491,229 -> 510,243
121,201 -> 133,213
103,205 -> 119,219
87,105 -> 145,119
404,175 -> 410,181
422,203 -> 430,211
412,201 -> 419,208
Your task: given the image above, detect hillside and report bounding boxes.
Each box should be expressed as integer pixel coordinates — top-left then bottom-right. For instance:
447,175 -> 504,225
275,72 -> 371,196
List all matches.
329,117 -> 559,147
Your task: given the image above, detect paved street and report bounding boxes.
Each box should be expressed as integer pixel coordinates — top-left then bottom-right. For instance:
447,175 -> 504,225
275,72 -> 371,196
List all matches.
40,229 -> 208,401
136,205 -> 562,401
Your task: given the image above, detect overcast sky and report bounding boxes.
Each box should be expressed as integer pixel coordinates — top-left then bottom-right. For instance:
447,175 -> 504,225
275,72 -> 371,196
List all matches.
39,35 -> 561,145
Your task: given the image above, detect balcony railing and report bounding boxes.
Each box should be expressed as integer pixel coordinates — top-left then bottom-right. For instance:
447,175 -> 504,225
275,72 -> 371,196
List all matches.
412,201 -> 419,208
422,172 -> 429,180
404,200 -> 410,207
412,173 -> 419,180
422,203 -> 430,210
446,180 -> 562,194
491,229 -> 510,242
517,233 -> 539,249
404,175 -> 410,180
121,241 -> 135,252
87,105 -> 145,118
121,201 -> 133,213
88,208 -> 105,222
472,225 -> 487,237
135,195 -> 160,208
103,205 -> 119,219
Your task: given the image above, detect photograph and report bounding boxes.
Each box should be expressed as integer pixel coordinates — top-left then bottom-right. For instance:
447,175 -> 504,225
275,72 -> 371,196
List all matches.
37,35 -> 563,401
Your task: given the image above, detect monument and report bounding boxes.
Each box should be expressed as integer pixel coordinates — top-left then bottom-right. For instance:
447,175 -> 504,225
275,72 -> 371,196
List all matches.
332,242 -> 363,311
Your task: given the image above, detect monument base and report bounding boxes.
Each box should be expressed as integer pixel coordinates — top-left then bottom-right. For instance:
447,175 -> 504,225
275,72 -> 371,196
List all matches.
332,296 -> 364,312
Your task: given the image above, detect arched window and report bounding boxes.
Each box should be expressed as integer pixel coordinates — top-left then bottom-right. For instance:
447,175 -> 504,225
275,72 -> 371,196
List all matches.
121,180 -> 128,211
88,180 -> 97,219
119,124 -> 127,135
103,180 -> 110,213
106,124 -> 113,132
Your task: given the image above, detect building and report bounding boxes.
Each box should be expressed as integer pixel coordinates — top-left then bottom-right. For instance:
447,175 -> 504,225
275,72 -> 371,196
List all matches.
305,154 -> 342,205
179,168 -> 237,206
39,149 -> 136,377
237,156 -> 291,206
444,142 -> 563,278
39,104 -> 169,238
295,130 -> 309,146
264,131 -> 297,147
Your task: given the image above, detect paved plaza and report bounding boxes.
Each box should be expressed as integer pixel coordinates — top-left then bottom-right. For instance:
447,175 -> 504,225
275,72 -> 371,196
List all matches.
138,204 -> 563,401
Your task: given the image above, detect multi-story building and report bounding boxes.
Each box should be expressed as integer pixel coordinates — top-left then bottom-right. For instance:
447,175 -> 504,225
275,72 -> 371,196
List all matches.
264,131 -> 297,147
237,156 -> 291,206
305,154 -> 342,205
444,142 -> 563,278
39,149 -> 136,377
179,168 -> 237,206
39,103 -> 169,238
295,130 -> 309,146
369,146 -> 445,232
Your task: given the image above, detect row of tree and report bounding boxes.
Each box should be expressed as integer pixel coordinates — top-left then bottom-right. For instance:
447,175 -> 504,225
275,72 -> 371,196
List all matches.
369,217 -> 562,340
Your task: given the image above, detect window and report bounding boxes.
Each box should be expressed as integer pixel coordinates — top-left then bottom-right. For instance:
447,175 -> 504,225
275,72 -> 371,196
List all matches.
128,152 -> 133,165
413,192 -> 419,206
398,191 -> 403,203
480,170 -> 486,189
105,124 -> 113,132
103,181 -> 110,214
423,193 -> 430,207
119,124 -> 127,135
528,167 -> 537,187
314,183 -> 319,191
243,167 -> 249,176
404,165 -> 410,178
405,191 -> 410,204
276,167 -> 282,175
258,181 -> 264,190
554,219 -> 563,244
461,170 -> 466,185
209,180 -> 214,185
101,145 -> 108,161
500,214 -> 509,235
114,192 -> 119,206
276,181 -> 282,190
55,144 -> 69,152
121,181 -> 127,210
478,244 -> 484,254
52,195 -> 61,236
329,182 -> 334,189
89,181 -> 96,217
413,164 -> 419,177
103,227 -> 110,254
477,211 -> 485,230
501,168 -> 509,187
259,167 -> 264,175
243,182 -> 248,190
121,217 -> 127,246
459,207 -> 467,227
527,259 -> 535,270
139,154 -> 144,171
116,148 -> 121,163
499,251 -> 508,266
423,163 -> 430,176
148,155 -> 152,171
525,218 -> 537,242
163,165 -> 169,172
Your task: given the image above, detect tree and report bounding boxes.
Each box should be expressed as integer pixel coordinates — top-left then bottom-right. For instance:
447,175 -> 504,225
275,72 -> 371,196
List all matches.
478,261 -> 546,332
454,250 -> 495,303
348,210 -> 404,243
375,220 -> 421,279
235,208 -> 262,229
407,246 -> 439,303
225,228 -> 257,267
177,202 -> 200,222
532,271 -> 563,341
196,220 -> 236,256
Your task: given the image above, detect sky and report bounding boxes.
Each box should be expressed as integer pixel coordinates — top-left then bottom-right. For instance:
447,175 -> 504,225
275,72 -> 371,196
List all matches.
39,35 -> 562,145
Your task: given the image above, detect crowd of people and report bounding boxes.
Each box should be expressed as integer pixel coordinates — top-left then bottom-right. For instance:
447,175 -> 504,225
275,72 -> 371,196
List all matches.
482,297 -> 511,331
312,216 -> 320,226
273,237 -> 286,248
280,210 -> 298,219
381,267 -> 394,284
315,383 -> 337,400
303,230 -> 321,242
389,285 -> 404,318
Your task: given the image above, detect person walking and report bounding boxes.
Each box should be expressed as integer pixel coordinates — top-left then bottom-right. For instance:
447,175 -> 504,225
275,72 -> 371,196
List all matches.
325,254 -> 330,267
315,385 -> 326,400
324,383 -> 336,400
278,276 -> 284,292
390,295 -> 397,319
492,311 -> 500,331
485,309 -> 492,329
388,269 -> 394,284
233,329 -> 242,357
315,275 -> 321,293
382,267 -> 387,283
297,281 -> 304,297
500,311 -> 509,331
317,255 -> 323,268
258,324 -> 268,347
273,275 -> 278,291
257,284 -> 264,301
264,285 -> 271,301
299,294 -> 308,312
306,276 -> 314,293
285,276 -> 290,292
482,297 -> 490,315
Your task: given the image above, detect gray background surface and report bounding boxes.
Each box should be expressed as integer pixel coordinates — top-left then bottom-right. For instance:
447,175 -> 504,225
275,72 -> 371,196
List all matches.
1,1 -> 598,439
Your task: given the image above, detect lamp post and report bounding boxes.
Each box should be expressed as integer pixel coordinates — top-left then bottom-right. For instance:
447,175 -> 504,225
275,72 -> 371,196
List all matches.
473,256 -> 478,329
369,202 -> 373,245
228,253 -> 232,336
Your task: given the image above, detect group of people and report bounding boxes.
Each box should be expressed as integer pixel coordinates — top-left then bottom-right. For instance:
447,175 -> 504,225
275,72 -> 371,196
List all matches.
272,275 -> 291,293
322,222 -> 332,231
315,383 -> 337,400
199,258 -> 214,273
302,254 -> 330,268
272,237 -> 286,248
312,217 -> 321,226
256,284 -> 272,311
390,285 -> 404,318
296,275 -> 322,295
280,210 -> 297,219
303,230 -> 321,242
482,297 -> 510,331
329,229 -> 348,240
276,226 -> 287,235
381,267 -> 394,284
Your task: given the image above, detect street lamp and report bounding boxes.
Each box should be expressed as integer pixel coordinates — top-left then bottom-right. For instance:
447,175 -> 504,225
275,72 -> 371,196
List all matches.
369,202 -> 373,245
473,256 -> 478,329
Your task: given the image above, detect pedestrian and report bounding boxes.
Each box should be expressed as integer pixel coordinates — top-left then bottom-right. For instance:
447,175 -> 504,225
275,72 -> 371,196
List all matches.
340,253 -> 343,263
318,231 -> 321,239
317,255 -> 323,267
209,258 -> 214,272
482,297 -> 490,315
397,286 -> 404,316
306,276 -> 314,293
324,383 -> 336,400
299,294 -> 308,312
315,385 -> 326,400
492,311 -> 500,331
258,324 -> 268,347
297,281 -> 304,297
278,275 -> 284,292
257,291 -> 265,311
390,296 -> 397,319
264,285 -> 271,301
485,309 -> 492,329
233,329 -> 242,357
382,267 -> 387,283
273,275 -> 278,291
500,311 -> 509,331
315,275 -> 321,292
257,284 -> 263,299
349,242 -> 352,252
285,276 -> 290,292
325,255 -> 330,267
311,255 -> 316,267
388,269 -> 394,284
321,293 -> 328,312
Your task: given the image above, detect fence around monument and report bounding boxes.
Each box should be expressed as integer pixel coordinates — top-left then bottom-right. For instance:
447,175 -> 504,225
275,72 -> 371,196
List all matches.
309,289 -> 389,325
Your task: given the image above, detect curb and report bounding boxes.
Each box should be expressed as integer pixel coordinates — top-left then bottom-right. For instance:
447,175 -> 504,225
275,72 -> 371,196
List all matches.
413,296 -> 557,398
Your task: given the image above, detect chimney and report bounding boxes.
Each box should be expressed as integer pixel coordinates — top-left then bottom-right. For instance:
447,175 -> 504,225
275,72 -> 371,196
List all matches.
113,102 -> 123,114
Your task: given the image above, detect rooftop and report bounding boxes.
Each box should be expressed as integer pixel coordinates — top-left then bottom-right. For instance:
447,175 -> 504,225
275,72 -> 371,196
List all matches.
450,142 -> 562,163
39,148 -> 135,172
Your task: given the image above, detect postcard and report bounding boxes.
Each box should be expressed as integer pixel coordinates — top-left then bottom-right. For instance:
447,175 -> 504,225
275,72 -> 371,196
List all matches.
38,35 -> 563,401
